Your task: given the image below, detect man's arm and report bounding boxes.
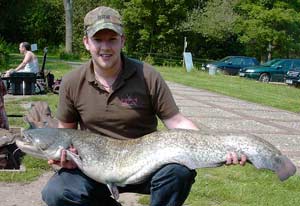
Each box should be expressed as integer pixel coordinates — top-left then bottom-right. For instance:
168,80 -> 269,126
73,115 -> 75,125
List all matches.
58,120 -> 78,129
162,113 -> 199,130
15,52 -> 32,71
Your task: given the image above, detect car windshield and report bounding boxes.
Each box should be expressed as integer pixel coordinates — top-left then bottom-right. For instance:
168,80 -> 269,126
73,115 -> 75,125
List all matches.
270,60 -> 289,67
261,59 -> 281,66
219,56 -> 232,62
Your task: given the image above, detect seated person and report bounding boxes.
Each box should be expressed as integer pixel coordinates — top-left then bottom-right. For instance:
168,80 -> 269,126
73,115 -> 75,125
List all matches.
4,42 -> 39,77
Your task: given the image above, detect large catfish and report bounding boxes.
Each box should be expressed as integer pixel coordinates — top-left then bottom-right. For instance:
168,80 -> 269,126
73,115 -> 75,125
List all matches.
16,128 -> 296,199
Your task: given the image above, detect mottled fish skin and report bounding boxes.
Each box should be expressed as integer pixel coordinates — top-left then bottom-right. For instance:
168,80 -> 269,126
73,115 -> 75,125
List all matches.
16,128 -> 296,186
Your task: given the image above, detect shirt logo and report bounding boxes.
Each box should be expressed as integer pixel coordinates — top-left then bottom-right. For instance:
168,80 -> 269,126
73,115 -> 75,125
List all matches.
120,95 -> 138,107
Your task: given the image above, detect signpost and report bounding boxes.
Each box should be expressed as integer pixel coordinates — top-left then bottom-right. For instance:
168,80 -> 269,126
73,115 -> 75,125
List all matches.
31,44 -> 38,51
183,52 -> 193,72
183,37 -> 193,72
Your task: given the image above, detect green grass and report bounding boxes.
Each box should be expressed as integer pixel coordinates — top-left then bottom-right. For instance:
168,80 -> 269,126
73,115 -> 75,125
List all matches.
0,156 -> 50,182
157,66 -> 300,112
139,165 -> 300,206
186,165 -> 300,206
2,58 -> 300,205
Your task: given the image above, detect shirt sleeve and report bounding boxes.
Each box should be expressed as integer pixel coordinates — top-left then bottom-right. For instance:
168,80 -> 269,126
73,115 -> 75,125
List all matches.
56,75 -> 80,123
144,64 -> 179,120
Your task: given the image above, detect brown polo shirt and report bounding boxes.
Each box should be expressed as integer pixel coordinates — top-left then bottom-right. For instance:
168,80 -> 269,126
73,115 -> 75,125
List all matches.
56,55 -> 179,139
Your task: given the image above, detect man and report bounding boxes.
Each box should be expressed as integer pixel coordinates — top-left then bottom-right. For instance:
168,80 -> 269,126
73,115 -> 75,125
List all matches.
42,6 -> 246,206
4,42 -> 39,77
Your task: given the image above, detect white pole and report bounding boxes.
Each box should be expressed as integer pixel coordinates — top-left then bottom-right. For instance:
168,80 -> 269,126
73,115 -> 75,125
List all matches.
22,81 -> 25,95
183,37 -> 187,67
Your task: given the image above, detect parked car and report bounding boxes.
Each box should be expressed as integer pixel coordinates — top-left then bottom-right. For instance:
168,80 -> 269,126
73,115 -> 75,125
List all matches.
239,58 -> 300,82
203,56 -> 259,75
285,67 -> 300,87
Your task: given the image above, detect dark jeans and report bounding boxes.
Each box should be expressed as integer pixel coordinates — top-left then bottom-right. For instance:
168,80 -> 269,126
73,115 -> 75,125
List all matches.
42,164 -> 197,206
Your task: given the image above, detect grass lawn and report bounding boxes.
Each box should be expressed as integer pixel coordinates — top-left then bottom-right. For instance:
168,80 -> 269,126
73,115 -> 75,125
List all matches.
157,66 -> 300,113
139,165 -> 300,206
1,58 -> 300,205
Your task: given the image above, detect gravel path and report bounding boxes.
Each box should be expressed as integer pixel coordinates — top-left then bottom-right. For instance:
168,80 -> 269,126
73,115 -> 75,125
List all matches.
0,170 -> 143,206
0,171 -> 51,206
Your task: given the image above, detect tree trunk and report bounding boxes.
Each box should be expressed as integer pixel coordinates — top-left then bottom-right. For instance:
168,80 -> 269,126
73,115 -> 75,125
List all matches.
63,0 -> 73,53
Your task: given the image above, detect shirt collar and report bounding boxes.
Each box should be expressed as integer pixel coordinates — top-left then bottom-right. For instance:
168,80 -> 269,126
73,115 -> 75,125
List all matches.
86,54 -> 138,84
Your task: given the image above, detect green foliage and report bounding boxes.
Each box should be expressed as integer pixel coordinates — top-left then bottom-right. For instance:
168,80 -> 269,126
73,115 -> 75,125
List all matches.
2,1 -> 300,62
0,38 -> 10,70
179,0 -> 300,60
122,0 -> 194,55
143,54 -> 155,65
59,51 -> 81,61
22,0 -> 64,48
180,0 -> 243,58
0,0 -> 64,48
235,1 -> 300,60
182,0 -> 240,41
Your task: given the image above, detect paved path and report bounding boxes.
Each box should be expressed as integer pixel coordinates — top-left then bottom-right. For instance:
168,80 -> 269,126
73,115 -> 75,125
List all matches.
168,82 -> 300,173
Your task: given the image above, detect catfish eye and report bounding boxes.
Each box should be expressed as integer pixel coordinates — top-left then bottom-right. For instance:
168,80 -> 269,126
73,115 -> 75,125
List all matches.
23,136 -> 32,143
34,139 -> 48,150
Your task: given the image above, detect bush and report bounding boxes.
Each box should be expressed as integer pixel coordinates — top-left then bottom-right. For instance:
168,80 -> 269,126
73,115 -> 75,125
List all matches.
143,54 -> 155,65
59,51 -> 81,61
57,44 -> 81,61
0,38 -> 10,71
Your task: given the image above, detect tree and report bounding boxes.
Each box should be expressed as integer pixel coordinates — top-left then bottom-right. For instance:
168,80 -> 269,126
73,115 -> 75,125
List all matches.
63,0 -> 73,53
181,0 -> 240,41
179,0 -> 242,58
235,1 -> 300,60
22,0 -> 64,48
0,0 -> 64,49
122,0 -> 197,56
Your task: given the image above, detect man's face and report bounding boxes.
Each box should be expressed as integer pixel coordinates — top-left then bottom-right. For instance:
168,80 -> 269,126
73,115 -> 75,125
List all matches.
83,29 -> 125,71
19,43 -> 25,54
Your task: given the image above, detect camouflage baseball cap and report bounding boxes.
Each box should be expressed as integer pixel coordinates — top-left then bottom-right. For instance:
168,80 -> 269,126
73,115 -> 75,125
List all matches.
84,6 -> 123,37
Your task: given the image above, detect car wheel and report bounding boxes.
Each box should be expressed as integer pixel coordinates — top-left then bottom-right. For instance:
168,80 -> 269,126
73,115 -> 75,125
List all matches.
259,73 -> 270,82
220,69 -> 229,75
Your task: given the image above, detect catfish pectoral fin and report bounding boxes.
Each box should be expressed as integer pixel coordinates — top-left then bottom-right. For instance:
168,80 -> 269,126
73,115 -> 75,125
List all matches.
107,183 -> 119,200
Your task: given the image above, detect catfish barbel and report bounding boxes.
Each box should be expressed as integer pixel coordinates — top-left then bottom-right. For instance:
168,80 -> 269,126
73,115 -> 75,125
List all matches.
16,128 -> 296,198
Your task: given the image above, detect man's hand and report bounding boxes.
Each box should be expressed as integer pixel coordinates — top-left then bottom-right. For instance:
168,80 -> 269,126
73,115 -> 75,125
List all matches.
226,152 -> 247,166
48,146 -> 78,169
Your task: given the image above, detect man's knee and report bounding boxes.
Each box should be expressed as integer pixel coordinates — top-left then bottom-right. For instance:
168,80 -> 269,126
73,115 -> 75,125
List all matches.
42,181 -> 66,205
42,169 -> 113,206
172,164 -> 196,179
152,164 -> 197,187
41,169 -> 92,205
149,164 -> 197,206
42,178 -> 92,205
165,164 -> 196,179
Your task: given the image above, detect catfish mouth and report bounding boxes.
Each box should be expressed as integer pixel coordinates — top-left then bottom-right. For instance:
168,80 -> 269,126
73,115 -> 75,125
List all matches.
16,134 -> 48,159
